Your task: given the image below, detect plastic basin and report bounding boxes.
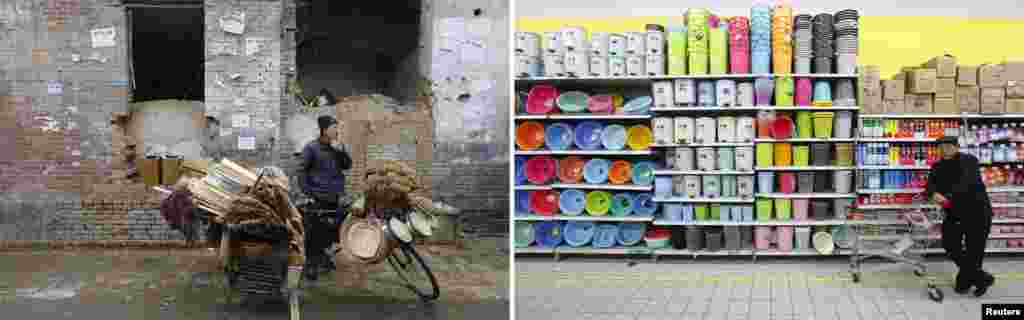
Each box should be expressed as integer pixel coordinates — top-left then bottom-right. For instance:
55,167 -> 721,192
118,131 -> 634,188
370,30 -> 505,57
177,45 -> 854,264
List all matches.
525,156 -> 557,185
585,191 -> 613,216
633,193 -> 657,216
610,193 -> 635,216
583,158 -> 611,184
515,191 -> 531,216
515,121 -> 545,150
526,85 -> 559,114
534,221 -> 563,247
608,160 -> 633,184
514,221 -> 534,248
626,125 -> 654,150
544,122 -> 574,150
529,190 -> 559,216
588,95 -> 615,113
558,189 -> 587,216
557,91 -> 589,113
574,121 -> 604,150
623,96 -> 653,114
601,124 -> 627,150
632,161 -> 656,185
514,156 -> 527,185
557,156 -> 586,183
644,228 -> 672,248
563,221 -> 596,247
592,224 -> 619,248
618,223 -> 647,246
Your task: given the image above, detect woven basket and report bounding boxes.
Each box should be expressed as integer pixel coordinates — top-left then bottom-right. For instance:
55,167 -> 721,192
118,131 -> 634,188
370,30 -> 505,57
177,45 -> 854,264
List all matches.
338,216 -> 397,265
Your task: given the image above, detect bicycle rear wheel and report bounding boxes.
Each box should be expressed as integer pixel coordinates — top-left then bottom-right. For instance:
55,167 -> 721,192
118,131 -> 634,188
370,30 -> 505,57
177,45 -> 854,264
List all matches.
387,244 -> 440,301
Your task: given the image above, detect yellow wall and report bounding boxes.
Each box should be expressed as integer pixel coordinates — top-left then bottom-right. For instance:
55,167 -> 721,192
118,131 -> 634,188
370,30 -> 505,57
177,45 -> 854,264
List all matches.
516,16 -> 1024,79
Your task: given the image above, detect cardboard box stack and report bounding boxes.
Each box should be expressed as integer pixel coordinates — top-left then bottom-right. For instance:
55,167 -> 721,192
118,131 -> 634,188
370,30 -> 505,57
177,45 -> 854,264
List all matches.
863,56 -> 1024,114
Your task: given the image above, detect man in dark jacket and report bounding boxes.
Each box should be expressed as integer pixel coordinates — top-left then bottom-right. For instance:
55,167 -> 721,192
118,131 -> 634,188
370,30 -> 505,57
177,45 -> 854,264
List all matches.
297,115 -> 353,279
925,136 -> 995,297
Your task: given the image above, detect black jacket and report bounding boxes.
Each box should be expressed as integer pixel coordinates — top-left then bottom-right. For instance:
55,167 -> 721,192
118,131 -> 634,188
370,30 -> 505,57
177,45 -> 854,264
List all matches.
925,153 -> 993,219
298,140 -> 353,203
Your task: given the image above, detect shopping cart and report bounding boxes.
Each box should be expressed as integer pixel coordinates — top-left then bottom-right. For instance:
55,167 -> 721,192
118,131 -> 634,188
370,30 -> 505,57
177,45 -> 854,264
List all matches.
847,194 -> 945,302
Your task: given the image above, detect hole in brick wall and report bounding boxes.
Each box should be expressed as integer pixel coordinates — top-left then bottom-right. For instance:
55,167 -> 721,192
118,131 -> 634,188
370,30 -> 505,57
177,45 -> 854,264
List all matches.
128,7 -> 204,102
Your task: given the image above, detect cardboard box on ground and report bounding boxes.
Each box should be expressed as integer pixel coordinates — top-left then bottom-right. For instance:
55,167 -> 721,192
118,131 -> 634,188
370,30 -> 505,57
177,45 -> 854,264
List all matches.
335,95 -> 435,198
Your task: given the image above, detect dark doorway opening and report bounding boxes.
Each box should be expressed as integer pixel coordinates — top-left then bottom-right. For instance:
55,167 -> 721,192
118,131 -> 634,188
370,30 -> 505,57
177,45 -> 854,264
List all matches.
128,6 -> 204,102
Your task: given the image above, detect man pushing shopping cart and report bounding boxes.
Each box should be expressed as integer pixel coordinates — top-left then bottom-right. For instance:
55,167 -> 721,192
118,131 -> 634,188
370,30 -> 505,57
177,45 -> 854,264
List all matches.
925,135 -> 996,297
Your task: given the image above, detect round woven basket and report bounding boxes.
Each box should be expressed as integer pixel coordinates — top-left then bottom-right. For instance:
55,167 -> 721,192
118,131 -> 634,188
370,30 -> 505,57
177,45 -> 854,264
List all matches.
338,216 -> 398,265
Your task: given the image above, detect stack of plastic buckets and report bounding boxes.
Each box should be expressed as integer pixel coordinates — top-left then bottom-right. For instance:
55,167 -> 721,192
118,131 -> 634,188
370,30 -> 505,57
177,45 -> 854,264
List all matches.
793,15 -> 813,74
750,1 -> 772,74
812,13 -> 834,74
514,32 -> 543,77
708,16 -> 728,75
834,9 -> 859,74
668,17 -> 688,75
771,1 -> 793,74
728,17 -> 750,74
687,9 -> 710,75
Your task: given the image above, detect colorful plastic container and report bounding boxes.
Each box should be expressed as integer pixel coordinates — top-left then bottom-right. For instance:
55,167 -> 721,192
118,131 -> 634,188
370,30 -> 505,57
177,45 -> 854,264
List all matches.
544,122 -> 574,150
756,198 -> 773,221
583,158 -> 611,184
757,172 -> 775,193
588,95 -> 615,114
633,193 -> 657,216
514,221 -> 534,248
618,223 -> 647,246
515,156 -> 527,185
529,190 -> 559,216
793,199 -> 809,220
778,172 -> 796,193
623,96 -> 653,114
776,226 -> 794,251
793,145 -> 810,166
557,156 -> 586,183
515,191 -> 531,216
585,191 -> 613,216
608,160 -> 633,184
534,221 -> 563,247
525,156 -> 557,185
756,143 -> 774,168
754,226 -> 773,249
626,125 -> 654,150
813,112 -> 834,138
563,221 -> 596,247
775,199 -> 792,220
601,124 -> 628,150
774,76 -> 794,106
632,161 -> 656,185
694,204 -> 709,220
556,91 -> 589,113
574,121 -> 604,150
592,224 -> 619,248
795,111 -> 812,138
610,193 -> 635,216
516,121 -> 545,150
559,189 -> 587,216
774,143 -> 793,166
526,85 -> 559,114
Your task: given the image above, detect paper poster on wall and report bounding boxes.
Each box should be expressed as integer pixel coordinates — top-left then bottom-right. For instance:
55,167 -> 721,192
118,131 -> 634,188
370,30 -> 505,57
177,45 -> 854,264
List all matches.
219,127 -> 233,137
90,27 -> 116,48
460,39 -> 486,65
245,37 -> 266,56
47,81 -> 62,95
237,127 -> 255,150
220,11 -> 245,35
232,113 -> 250,128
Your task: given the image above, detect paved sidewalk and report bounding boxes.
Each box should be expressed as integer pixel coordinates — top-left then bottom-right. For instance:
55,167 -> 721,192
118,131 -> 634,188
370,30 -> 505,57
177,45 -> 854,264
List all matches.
516,256 -> 1024,320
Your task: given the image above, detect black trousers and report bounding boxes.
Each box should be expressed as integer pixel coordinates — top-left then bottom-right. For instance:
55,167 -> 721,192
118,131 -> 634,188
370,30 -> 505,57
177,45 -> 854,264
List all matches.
304,199 -> 343,267
941,212 -> 993,283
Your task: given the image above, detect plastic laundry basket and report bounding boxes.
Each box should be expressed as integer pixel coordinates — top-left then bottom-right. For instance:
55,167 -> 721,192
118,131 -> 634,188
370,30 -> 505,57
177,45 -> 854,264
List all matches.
585,191 -> 613,216
563,221 -> 596,247
775,199 -> 792,220
544,122 -> 574,150
756,143 -> 774,168
610,193 -> 635,216
618,223 -> 647,246
534,221 -> 563,247
559,189 -> 587,216
756,198 -> 773,221
592,224 -> 619,248
774,143 -> 793,166
793,145 -> 810,166
812,112 -> 834,138
793,199 -> 809,220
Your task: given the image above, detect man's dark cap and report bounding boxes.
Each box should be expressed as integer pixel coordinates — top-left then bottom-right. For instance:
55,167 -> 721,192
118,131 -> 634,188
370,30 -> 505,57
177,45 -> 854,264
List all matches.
937,136 -> 959,144
317,116 -> 337,130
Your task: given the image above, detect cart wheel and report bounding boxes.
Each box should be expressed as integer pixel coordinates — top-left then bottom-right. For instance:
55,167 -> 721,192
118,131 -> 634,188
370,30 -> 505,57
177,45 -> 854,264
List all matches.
927,285 -> 944,303
852,273 -> 860,283
914,269 -> 924,277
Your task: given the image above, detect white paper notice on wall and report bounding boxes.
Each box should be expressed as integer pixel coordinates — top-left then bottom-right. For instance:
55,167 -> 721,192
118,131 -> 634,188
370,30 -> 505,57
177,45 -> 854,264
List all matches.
219,127 -> 233,136
90,27 -> 116,48
237,136 -> 255,150
220,11 -> 245,35
47,81 -> 62,95
232,113 -> 250,128
245,37 -> 266,56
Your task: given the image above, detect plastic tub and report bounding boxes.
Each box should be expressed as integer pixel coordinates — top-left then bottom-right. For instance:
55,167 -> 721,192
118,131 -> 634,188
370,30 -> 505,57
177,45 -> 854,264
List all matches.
618,223 -> 647,246
793,199 -> 809,220
736,147 -> 754,171
610,193 -> 635,216
741,205 -> 754,221
526,85 -> 559,114
588,94 -> 615,114
705,228 -> 723,252
776,226 -> 794,251
574,121 -> 605,150
632,161 -> 656,186
563,221 -> 596,247
601,124 -> 627,150
592,224 -> 619,248
515,156 -> 527,185
756,198 -> 773,221
515,191 -> 531,216
834,198 -> 854,220
544,122 -> 574,150
774,143 -> 793,166
645,228 -> 672,249
756,143 -> 774,167
674,147 -> 695,170
717,116 -> 736,142
778,172 -> 796,193
813,231 -> 834,254
696,147 -> 716,171
811,143 -> 831,166
695,117 -> 716,143
834,111 -> 853,138
736,116 -> 756,142
710,204 -> 722,220
686,226 -> 704,251
833,170 -> 853,193
557,156 -> 586,183
684,175 -> 701,198
653,117 -> 673,145
516,121 -> 546,150
738,175 -> 754,198
795,111 -> 813,138
559,189 -> 587,216
702,175 -> 721,198
557,91 -> 589,113
655,177 -> 673,197
673,117 -> 695,144
721,176 -> 737,198
717,147 -> 735,171
694,204 -> 709,220
812,112 -> 835,138
754,226 -> 773,249
633,193 -> 657,216
664,203 -> 683,221
525,156 -> 557,185
585,191 -> 613,216
583,158 -> 611,184
775,199 -> 792,220
794,227 -> 811,249
608,160 -> 633,184
623,96 -> 653,115
671,228 -> 686,249
757,172 -> 775,193
534,221 -> 563,247
514,221 -> 534,248
530,190 -> 559,216
810,200 -> 830,220
626,125 -> 654,150
835,143 -> 853,166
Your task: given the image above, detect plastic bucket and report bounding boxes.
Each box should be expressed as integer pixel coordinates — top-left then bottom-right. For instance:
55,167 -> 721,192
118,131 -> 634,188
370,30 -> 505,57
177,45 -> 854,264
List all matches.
777,226 -> 794,251
736,147 -> 754,171
811,143 -> 830,166
585,191 -> 613,216
795,78 -> 812,106
632,161 -> 656,185
514,222 -> 534,247
682,205 -> 696,221
756,198 -> 773,221
794,227 -> 811,249
686,226 -> 704,251
516,121 -> 546,150
534,221 -> 563,247
592,224 -> 618,248
529,190 -> 559,216
793,145 -> 810,166
675,147 -> 695,170
835,143 -> 853,166
771,116 -> 795,139
774,76 -> 794,106
798,172 -> 815,193
717,116 -> 736,143
738,175 -> 755,197
557,91 -> 589,113
757,172 -> 775,193
608,160 -> 633,185
684,175 -> 701,198
673,117 -> 695,144
834,111 -> 853,138
702,175 -> 721,198
833,170 -> 853,193
653,117 -> 673,145
626,125 -> 654,150
721,175 -> 737,198
717,147 -> 735,171
664,203 -> 683,221
710,204 -> 722,220
795,111 -> 813,138
655,177 -> 673,197
775,199 -> 792,220
652,81 -> 675,109
525,156 -> 557,185
773,143 -> 793,166
756,111 -> 775,138
695,117 -> 716,143
563,221 -> 596,247
601,124 -> 627,150
729,206 -> 744,221
515,191 -> 531,216
754,77 -> 774,106
736,117 -> 756,142
754,226 -> 773,249
812,112 -> 834,138
810,200 -> 829,220
544,122 -> 574,150
583,158 -> 611,184
633,193 -> 657,216
515,156 -> 527,185
694,204 -> 709,220
557,156 -> 586,183
610,193 -> 635,216
559,189 -> 587,216
705,228 -> 723,252
588,95 -> 615,113
756,143 -> 774,167
834,198 -> 854,220
793,199 -> 809,220
814,172 -> 830,193
526,85 -> 559,114
574,121 -> 604,150
618,223 -> 647,246
778,172 -> 796,193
